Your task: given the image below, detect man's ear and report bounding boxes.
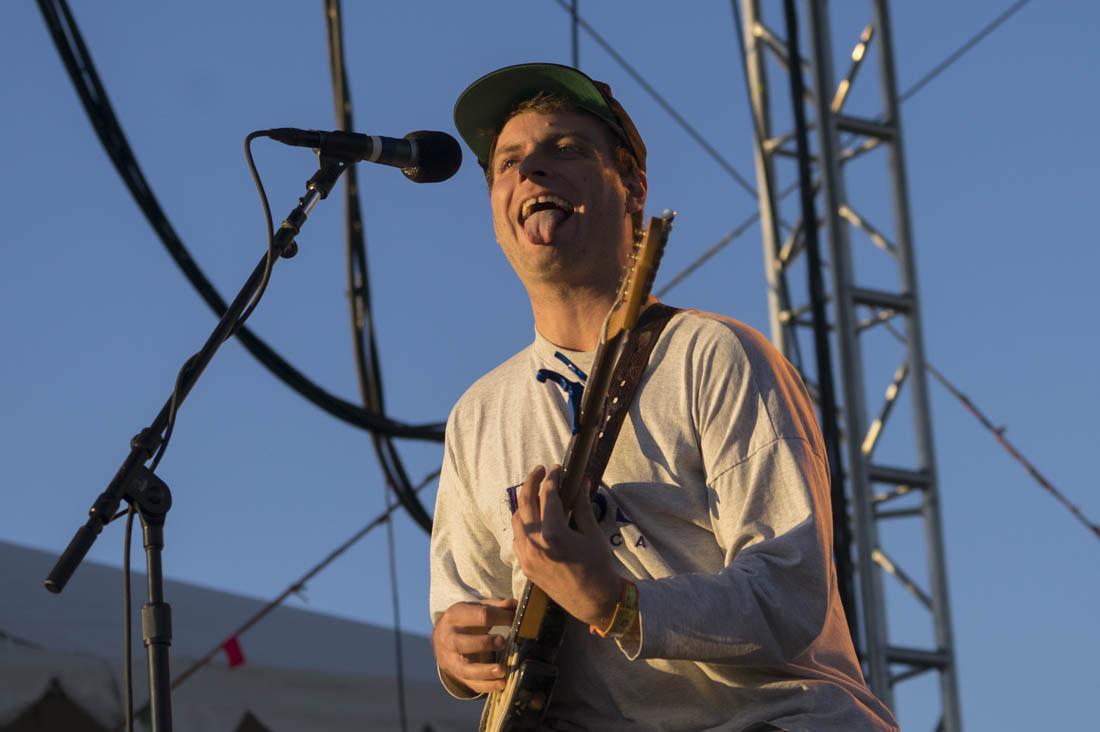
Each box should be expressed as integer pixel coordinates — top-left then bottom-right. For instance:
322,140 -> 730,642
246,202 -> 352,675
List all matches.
624,170 -> 647,215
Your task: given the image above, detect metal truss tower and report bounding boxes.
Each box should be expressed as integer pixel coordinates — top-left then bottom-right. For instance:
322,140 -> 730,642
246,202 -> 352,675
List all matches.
738,1 -> 962,728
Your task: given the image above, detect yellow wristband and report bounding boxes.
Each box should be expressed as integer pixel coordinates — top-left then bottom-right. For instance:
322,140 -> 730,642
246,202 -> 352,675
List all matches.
589,580 -> 638,638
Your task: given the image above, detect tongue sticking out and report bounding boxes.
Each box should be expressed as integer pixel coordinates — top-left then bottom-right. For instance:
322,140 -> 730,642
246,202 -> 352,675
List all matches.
523,209 -> 568,245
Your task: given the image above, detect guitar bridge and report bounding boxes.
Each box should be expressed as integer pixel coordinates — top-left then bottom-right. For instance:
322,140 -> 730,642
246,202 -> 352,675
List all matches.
501,660 -> 557,731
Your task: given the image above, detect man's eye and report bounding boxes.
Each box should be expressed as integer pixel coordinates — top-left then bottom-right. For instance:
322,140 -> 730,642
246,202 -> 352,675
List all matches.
497,157 -> 517,172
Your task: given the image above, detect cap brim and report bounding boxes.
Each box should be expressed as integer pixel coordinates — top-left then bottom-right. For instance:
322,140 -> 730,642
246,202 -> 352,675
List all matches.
454,63 -> 621,168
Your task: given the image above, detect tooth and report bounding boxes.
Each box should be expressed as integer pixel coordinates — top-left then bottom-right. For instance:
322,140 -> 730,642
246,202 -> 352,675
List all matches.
520,195 -> 574,223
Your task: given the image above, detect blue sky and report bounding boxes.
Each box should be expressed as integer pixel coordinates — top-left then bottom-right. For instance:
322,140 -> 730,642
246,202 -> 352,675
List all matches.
2,2 -> 1097,730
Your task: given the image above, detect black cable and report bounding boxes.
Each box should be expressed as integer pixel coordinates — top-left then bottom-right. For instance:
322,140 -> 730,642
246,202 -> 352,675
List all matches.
837,0 -> 1036,154
0,628 -> 40,649
726,5 -> 807,373
117,470 -> 441,731
547,0 -> 815,363
660,0 -> 1037,300
149,133 -> 277,472
570,0 -> 580,68
655,211 -> 759,298
381,487 -> 408,732
322,0 -> 430,525
879,319 -> 1100,542
898,0 -> 1033,104
323,2 -> 416,727
551,0 -> 759,198
235,132 -> 279,330
34,4 -> 440,716
35,0 -> 444,444
775,0 -> 862,646
321,0 -> 432,532
117,130 -> 287,732
149,355 -> 193,472
122,507 -> 135,732
655,177 -> 802,296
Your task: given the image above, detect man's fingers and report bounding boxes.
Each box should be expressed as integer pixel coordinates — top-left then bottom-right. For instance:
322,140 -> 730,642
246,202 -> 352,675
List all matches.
514,465 -> 546,529
440,652 -> 508,694
572,493 -> 602,538
450,631 -> 506,656
465,677 -> 508,694
453,658 -> 508,682
447,600 -> 516,630
433,599 -> 517,696
539,465 -> 568,541
537,465 -> 562,516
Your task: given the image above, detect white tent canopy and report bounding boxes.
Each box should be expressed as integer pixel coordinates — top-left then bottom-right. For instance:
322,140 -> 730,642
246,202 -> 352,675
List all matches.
0,541 -> 480,731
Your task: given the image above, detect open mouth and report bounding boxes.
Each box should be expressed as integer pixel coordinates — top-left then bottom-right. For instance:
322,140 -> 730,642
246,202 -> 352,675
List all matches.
518,194 -> 574,225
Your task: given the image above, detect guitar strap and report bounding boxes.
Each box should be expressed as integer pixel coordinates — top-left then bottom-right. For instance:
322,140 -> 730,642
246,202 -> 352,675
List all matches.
581,303 -> 681,499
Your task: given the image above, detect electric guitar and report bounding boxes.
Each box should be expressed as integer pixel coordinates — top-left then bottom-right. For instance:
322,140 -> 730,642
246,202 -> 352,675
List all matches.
479,211 -> 675,732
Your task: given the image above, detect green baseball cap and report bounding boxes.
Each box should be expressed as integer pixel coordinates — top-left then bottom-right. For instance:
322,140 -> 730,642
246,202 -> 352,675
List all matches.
454,62 -> 647,173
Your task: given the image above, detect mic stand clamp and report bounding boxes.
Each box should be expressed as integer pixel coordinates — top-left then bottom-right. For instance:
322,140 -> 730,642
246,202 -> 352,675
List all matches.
45,151 -> 349,732
278,156 -> 347,260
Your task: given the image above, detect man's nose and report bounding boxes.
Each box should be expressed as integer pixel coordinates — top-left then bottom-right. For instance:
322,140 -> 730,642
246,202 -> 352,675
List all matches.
517,152 -> 549,180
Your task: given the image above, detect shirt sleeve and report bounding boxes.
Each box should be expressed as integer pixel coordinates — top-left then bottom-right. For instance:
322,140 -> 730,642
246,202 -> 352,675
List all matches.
622,438 -> 833,665
428,408 -> 514,699
429,409 -> 513,622
618,320 -> 835,665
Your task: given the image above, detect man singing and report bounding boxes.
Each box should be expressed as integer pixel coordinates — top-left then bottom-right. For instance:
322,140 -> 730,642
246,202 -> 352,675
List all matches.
429,62 -> 898,732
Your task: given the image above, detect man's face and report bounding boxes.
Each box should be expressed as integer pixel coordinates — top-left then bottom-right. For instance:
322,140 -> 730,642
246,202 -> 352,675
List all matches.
489,109 -> 646,295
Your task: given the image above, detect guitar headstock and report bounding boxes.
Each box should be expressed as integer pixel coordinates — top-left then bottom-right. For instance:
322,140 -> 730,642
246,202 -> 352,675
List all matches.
602,210 -> 675,342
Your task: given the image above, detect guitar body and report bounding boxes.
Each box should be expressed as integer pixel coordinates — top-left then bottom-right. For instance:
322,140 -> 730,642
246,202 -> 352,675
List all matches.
479,584 -> 567,731
479,212 -> 674,732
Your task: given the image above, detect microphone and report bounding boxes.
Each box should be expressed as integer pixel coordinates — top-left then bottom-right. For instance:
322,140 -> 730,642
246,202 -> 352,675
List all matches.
266,128 -> 462,183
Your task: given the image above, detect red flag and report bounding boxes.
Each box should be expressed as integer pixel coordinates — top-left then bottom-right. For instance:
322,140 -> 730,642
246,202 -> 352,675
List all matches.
222,635 -> 245,669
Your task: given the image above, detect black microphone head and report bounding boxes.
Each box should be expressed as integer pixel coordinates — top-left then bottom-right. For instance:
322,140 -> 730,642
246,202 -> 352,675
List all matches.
402,131 -> 462,183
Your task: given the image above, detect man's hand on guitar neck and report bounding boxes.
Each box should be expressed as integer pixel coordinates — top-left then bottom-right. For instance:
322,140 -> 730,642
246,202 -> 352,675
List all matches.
512,464 -> 622,630
432,598 -> 517,696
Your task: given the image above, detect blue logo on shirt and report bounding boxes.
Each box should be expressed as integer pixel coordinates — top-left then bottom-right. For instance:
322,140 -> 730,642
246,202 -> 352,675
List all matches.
535,351 -> 588,435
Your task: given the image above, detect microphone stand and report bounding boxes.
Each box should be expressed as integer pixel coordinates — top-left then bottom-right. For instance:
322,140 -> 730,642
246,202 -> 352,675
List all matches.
44,154 -> 349,732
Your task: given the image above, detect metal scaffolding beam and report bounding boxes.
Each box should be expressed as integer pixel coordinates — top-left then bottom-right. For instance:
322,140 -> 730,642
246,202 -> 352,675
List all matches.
738,1 -> 963,728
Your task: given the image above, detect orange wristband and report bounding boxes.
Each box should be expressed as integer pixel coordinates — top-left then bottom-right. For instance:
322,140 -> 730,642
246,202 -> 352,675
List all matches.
589,580 -> 638,638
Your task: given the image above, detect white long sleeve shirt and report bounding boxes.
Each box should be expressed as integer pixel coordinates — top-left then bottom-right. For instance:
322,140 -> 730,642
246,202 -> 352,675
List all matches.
429,310 -> 898,732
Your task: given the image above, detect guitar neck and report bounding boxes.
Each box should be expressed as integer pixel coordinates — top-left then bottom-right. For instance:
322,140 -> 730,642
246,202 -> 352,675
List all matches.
482,214 -> 674,732
558,330 -> 627,510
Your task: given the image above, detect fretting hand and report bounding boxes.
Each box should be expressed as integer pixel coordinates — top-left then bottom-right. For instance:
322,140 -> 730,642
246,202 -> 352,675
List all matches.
511,464 -> 622,629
